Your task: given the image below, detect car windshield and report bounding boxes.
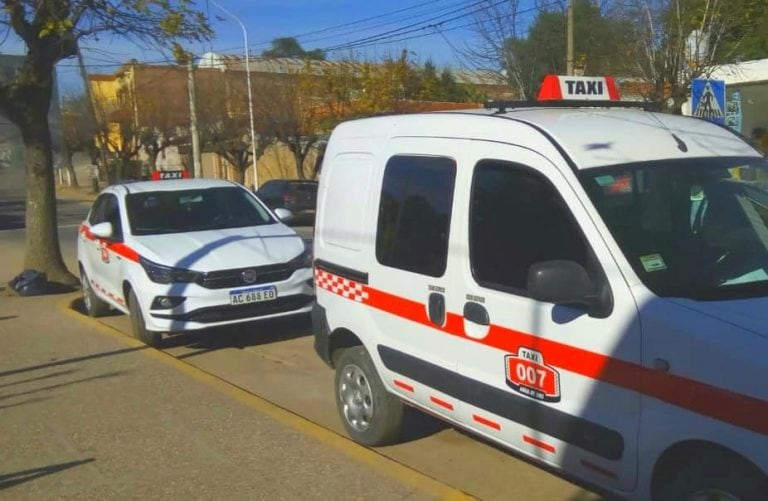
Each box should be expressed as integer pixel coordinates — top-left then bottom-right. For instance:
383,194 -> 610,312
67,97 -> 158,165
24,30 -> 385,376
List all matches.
126,186 -> 274,235
580,156 -> 768,301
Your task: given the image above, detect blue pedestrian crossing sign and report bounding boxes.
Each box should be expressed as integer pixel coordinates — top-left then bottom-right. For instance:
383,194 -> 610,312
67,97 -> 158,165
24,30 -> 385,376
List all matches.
691,79 -> 726,125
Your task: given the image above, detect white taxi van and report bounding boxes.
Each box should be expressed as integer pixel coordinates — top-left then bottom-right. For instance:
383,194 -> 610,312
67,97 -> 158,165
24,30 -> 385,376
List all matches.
78,179 -> 314,346
312,76 -> 768,499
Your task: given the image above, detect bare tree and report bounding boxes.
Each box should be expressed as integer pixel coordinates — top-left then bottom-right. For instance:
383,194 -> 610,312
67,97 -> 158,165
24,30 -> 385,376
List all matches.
60,95 -> 96,187
256,66 -> 324,180
462,0 -> 554,99
0,1 -> 209,285
198,71 -> 271,185
615,0 -> 765,112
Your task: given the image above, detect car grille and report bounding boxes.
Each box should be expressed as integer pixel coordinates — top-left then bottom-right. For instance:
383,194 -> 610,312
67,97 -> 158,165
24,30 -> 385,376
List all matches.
197,263 -> 296,289
151,295 -> 314,323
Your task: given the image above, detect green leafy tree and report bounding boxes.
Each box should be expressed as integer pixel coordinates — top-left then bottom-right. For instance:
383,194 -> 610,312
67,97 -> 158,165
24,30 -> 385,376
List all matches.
505,0 -> 634,98
262,37 -> 325,60
0,0 -> 210,285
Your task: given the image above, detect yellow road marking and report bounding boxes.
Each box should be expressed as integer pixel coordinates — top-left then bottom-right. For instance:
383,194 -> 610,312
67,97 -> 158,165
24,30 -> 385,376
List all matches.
58,297 -> 475,500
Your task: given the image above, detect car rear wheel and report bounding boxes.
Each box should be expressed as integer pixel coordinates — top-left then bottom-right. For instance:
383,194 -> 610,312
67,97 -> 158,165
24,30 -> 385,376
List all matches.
127,288 -> 161,347
81,269 -> 110,317
335,346 -> 403,446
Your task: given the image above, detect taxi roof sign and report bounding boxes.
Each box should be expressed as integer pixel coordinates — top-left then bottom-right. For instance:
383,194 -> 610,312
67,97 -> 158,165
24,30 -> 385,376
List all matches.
537,75 -> 620,101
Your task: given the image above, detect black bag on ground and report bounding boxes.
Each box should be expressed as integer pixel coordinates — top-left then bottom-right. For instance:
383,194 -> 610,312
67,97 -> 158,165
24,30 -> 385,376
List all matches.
9,270 -> 48,296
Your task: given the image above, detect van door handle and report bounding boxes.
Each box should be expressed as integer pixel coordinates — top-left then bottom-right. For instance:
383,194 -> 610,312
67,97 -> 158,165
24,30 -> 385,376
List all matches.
463,302 -> 489,325
428,293 -> 445,326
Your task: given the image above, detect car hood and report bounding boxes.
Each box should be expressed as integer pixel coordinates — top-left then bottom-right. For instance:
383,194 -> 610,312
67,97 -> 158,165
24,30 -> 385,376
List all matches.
669,297 -> 768,339
133,224 -> 305,272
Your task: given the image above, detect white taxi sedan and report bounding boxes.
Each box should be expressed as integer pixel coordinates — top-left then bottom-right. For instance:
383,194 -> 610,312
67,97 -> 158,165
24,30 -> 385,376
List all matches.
77,178 -> 314,346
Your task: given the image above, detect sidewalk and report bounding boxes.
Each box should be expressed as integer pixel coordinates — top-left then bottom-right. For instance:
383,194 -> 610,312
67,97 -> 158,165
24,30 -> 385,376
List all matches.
0,293 -> 461,499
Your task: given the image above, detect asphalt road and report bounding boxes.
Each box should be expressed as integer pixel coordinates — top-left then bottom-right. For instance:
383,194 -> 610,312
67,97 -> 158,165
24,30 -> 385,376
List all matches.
0,190 -> 601,500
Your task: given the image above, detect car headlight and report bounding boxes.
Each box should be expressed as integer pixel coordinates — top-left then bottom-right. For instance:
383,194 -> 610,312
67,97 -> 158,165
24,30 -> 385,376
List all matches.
139,257 -> 203,284
288,243 -> 313,270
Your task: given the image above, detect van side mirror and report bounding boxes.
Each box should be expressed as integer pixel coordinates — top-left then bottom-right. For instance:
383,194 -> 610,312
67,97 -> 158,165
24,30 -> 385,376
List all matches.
527,260 -> 612,318
90,222 -> 114,239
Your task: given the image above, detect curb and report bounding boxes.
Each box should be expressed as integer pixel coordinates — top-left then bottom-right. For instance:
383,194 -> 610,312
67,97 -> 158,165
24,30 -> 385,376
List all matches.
58,297 -> 475,501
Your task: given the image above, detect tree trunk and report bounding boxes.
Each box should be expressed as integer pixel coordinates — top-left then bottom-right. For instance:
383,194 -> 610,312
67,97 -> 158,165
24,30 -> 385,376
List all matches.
20,106 -> 78,286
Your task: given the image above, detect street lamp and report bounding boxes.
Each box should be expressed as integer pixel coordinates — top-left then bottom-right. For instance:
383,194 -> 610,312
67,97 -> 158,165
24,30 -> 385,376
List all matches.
211,0 -> 259,190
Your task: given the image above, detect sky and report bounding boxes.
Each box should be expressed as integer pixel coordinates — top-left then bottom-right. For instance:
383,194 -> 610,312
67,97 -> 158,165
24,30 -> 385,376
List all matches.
0,0 -> 544,96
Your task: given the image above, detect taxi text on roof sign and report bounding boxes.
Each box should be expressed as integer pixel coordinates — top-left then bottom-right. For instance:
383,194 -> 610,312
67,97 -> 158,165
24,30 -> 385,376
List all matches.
538,75 -> 620,101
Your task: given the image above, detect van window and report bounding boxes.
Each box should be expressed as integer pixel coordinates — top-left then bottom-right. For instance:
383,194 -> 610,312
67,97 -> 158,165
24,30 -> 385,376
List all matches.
470,160 -> 588,292
376,155 -> 456,277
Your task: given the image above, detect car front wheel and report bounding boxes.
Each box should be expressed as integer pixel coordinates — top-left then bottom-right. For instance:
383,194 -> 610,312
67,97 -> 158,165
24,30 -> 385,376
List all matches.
335,346 -> 403,446
127,288 -> 161,347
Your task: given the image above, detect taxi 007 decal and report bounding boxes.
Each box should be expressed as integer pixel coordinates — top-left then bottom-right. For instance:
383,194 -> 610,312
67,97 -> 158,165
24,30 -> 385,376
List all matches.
505,347 -> 561,402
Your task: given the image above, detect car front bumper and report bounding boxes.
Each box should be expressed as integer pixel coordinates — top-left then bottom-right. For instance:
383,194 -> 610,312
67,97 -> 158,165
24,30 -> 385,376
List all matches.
138,267 -> 315,332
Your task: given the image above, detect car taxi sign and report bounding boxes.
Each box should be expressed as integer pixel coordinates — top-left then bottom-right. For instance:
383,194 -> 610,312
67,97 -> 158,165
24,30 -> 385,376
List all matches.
537,75 -> 620,101
151,169 -> 190,180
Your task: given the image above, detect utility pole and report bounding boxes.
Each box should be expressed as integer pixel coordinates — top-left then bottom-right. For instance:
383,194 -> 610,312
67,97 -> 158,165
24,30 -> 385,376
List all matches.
211,0 -> 259,190
187,59 -> 202,178
567,0 -> 575,76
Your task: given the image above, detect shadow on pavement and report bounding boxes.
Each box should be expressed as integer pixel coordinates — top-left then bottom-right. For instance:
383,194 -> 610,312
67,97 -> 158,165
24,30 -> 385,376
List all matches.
0,347 -> 145,378
0,369 -> 79,389
71,297 -> 122,318
0,371 -> 127,402
0,458 -> 95,490
0,316 -> 17,321
399,407 -> 451,443
166,313 -> 313,359
0,396 -> 52,411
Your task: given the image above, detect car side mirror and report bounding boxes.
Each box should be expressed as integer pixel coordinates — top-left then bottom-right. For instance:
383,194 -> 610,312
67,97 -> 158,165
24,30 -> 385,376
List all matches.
527,260 -> 612,318
90,222 -> 114,239
274,208 -> 294,223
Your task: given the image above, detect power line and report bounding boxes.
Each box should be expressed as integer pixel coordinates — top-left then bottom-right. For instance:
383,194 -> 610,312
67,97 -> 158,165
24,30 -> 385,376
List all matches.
318,0 -> 491,52
287,0 -> 445,41
281,0 -> 472,48
319,0 -> 555,53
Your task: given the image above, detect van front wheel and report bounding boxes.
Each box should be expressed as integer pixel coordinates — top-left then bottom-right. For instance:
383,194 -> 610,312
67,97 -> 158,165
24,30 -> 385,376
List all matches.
335,346 -> 403,446
654,450 -> 768,501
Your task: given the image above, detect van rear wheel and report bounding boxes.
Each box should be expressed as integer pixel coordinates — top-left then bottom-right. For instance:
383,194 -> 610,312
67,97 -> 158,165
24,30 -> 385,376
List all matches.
335,346 -> 403,446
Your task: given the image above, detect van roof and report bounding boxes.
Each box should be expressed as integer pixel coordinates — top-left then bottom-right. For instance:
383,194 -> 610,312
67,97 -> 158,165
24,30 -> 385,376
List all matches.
332,107 -> 762,169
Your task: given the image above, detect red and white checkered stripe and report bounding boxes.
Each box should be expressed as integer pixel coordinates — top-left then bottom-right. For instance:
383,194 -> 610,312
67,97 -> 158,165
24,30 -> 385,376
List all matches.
315,269 -> 369,303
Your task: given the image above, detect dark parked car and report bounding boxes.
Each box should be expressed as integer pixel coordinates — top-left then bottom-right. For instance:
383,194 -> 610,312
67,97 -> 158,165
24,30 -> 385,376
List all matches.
256,179 -> 318,226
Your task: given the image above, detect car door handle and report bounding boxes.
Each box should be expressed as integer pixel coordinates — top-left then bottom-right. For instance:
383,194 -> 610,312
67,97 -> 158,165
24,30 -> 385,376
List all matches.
463,302 -> 489,326
428,292 -> 445,326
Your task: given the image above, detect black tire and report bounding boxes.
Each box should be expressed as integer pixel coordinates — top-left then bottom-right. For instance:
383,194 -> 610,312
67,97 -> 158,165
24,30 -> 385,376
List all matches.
334,346 -> 403,446
655,450 -> 768,501
127,288 -> 161,347
80,268 -> 110,317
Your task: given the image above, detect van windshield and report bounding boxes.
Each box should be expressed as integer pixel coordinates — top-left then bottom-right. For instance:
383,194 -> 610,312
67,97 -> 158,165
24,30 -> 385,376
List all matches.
579,156 -> 768,300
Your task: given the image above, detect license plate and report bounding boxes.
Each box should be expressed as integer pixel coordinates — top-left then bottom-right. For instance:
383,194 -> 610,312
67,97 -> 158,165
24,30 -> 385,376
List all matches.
229,285 -> 277,305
